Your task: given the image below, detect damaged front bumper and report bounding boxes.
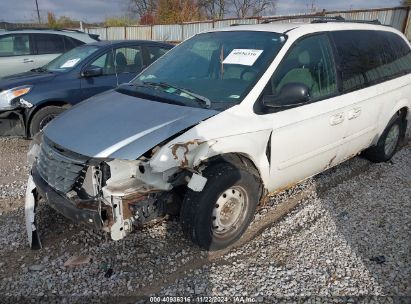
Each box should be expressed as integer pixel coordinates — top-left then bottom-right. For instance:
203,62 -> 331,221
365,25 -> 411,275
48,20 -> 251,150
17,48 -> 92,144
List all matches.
24,132 -> 211,249
25,166 -> 169,249
25,158 -> 172,249
0,109 -> 26,136
32,165 -> 104,229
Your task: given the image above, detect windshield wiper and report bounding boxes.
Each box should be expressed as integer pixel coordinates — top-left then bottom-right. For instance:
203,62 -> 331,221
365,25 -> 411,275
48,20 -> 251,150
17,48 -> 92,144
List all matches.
31,67 -> 50,73
143,81 -> 211,108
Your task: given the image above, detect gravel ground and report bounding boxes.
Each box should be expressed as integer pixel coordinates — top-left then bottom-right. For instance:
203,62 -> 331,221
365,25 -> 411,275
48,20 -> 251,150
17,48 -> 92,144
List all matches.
0,134 -> 410,303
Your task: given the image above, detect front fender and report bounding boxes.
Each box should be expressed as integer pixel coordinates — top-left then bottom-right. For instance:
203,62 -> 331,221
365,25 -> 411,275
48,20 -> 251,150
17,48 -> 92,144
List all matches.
149,129 -> 272,186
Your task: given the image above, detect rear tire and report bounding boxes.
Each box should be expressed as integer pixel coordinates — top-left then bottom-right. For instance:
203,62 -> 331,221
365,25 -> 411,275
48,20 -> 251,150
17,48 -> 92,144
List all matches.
180,162 -> 259,251
29,106 -> 65,137
363,115 -> 405,163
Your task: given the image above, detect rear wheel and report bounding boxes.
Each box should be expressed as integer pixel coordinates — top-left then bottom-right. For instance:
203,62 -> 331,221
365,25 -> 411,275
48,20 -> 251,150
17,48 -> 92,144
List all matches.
29,106 -> 65,137
180,162 -> 259,251
363,115 -> 405,163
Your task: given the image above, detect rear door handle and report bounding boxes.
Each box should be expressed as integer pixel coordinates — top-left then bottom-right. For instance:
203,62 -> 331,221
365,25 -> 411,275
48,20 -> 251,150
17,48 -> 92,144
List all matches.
23,59 -> 34,63
330,112 -> 344,126
347,107 -> 361,120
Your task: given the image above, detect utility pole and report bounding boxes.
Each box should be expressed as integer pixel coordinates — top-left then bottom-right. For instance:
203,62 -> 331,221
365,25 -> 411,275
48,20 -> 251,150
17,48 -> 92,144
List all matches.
35,0 -> 41,23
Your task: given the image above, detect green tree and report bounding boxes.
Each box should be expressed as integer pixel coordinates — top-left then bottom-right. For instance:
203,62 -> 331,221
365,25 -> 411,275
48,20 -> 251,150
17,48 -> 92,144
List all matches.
104,17 -> 133,27
47,11 -> 59,28
402,0 -> 411,6
47,12 -> 79,29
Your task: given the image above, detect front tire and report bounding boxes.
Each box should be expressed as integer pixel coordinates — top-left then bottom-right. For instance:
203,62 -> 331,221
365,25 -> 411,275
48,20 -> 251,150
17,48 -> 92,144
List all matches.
180,162 -> 260,251
363,115 -> 405,163
29,106 -> 65,137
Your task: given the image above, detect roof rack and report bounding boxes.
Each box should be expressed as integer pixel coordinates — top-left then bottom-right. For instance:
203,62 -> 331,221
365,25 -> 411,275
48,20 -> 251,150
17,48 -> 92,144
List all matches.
261,13 -> 327,24
311,16 -> 381,25
260,15 -> 381,25
310,16 -> 344,22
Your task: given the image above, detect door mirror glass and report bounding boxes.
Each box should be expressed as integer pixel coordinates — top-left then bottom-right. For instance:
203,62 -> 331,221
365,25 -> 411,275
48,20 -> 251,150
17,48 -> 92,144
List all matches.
82,66 -> 103,77
263,83 -> 310,108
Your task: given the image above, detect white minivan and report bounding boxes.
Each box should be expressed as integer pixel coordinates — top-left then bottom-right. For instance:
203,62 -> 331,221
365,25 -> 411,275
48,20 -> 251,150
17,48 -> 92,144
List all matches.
0,29 -> 98,77
25,19 -> 410,251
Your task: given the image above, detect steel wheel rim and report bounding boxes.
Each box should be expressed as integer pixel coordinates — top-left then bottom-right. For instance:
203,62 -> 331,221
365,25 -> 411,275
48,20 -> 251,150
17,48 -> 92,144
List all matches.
212,186 -> 248,236
384,124 -> 400,156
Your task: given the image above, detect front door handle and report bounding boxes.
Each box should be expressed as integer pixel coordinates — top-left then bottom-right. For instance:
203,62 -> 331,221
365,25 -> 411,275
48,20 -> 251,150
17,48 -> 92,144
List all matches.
23,59 -> 34,63
347,107 -> 361,120
330,112 -> 344,126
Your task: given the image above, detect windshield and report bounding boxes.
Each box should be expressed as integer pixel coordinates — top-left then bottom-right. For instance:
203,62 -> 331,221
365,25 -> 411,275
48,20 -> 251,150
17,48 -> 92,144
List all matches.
132,31 -> 286,110
43,45 -> 100,72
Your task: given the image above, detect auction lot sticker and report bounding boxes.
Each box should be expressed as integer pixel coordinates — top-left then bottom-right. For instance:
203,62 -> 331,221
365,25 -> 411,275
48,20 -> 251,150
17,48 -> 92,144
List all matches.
222,49 -> 263,66
60,58 -> 81,68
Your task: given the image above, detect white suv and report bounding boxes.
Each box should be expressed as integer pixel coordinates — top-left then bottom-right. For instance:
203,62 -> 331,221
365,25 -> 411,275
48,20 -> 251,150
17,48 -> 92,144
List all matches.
25,19 -> 410,251
0,29 -> 99,77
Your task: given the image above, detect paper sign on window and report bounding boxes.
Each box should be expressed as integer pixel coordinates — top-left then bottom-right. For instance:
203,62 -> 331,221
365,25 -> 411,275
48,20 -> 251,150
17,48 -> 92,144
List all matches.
222,49 -> 263,66
60,58 -> 81,68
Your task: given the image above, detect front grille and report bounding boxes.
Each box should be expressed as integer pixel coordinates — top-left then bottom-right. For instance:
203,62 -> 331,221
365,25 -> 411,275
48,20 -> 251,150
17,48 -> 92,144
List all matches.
37,139 -> 86,194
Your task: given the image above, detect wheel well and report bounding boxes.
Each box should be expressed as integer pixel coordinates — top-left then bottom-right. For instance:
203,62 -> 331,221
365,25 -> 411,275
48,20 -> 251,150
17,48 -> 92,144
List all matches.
26,101 -> 71,136
398,107 -> 408,121
200,153 -> 265,200
398,107 -> 409,139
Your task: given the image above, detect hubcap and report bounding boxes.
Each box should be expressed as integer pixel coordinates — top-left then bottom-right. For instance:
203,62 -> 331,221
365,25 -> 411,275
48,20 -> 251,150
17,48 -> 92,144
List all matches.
212,186 -> 248,235
384,124 -> 400,156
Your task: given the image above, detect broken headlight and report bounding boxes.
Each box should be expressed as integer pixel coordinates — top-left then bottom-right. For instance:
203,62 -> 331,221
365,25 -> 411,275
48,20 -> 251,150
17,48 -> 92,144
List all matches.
0,85 -> 33,110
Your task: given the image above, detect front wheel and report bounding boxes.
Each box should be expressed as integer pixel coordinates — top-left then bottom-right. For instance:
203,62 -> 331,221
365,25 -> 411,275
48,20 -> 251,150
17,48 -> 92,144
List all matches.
180,162 -> 260,251
29,106 -> 66,137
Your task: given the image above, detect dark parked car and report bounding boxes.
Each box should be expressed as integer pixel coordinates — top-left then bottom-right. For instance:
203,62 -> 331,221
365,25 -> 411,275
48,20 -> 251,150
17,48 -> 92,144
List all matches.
0,40 -> 173,137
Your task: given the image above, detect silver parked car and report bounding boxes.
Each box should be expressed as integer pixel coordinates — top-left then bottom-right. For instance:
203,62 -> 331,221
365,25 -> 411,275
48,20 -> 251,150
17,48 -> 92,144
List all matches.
0,29 -> 99,78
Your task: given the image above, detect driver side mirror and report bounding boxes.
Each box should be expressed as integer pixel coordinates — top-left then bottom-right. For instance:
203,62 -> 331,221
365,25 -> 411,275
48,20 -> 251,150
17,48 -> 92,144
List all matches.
263,83 -> 310,109
81,66 -> 103,77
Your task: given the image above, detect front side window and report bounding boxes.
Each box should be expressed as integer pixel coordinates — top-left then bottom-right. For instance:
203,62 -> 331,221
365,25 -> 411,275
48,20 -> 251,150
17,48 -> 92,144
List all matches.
114,46 -> 143,73
89,49 -> 115,75
0,34 -> 30,57
34,34 -> 65,55
133,31 -> 286,110
263,34 -> 337,102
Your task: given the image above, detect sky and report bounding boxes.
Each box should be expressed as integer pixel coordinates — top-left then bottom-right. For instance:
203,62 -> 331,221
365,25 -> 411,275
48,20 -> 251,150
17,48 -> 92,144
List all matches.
0,0 -> 403,23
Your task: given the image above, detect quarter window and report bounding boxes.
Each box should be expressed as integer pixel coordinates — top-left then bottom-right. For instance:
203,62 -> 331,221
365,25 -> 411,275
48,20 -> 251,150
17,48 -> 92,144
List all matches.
0,34 -> 30,56
63,36 -> 84,51
34,34 -> 65,54
331,30 -> 411,92
378,31 -> 411,78
266,34 -> 337,101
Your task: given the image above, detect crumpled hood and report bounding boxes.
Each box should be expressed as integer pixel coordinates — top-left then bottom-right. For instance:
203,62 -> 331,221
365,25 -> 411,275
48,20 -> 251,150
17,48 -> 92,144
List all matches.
0,71 -> 55,90
44,90 -> 218,160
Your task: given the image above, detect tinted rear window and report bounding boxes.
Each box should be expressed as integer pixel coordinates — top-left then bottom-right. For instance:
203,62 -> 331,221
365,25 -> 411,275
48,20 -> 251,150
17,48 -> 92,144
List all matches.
331,30 -> 411,92
34,33 -> 65,54
63,36 -> 84,51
